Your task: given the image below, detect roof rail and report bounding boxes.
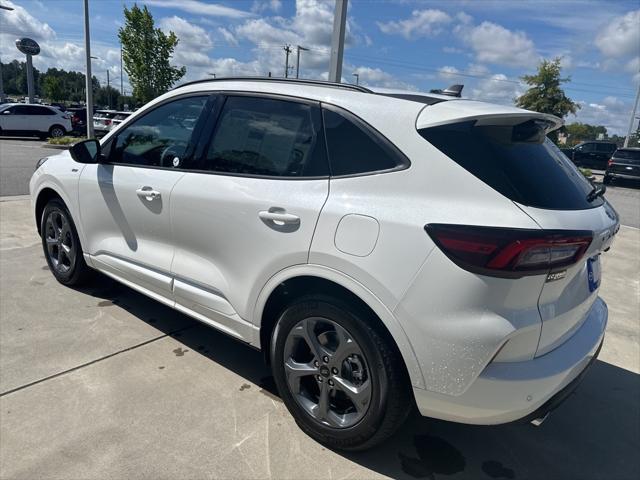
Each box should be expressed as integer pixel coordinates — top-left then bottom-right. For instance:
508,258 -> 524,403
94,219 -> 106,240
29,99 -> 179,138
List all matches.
172,76 -> 373,94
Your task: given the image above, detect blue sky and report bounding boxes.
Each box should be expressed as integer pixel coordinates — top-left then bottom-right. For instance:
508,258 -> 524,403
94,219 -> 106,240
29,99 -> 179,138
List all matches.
1,0 -> 638,134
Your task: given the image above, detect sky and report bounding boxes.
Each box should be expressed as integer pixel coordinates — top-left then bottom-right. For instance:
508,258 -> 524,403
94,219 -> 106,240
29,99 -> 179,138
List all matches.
1,0 -> 638,134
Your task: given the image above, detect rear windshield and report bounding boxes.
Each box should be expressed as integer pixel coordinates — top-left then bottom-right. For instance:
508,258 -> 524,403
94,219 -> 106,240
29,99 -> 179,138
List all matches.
419,121 -> 603,210
613,149 -> 640,163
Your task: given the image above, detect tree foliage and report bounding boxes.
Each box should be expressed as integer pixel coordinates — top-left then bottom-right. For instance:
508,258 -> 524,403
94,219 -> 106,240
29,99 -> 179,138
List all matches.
118,4 -> 185,104
516,58 -> 579,120
563,123 -> 608,146
42,76 -> 64,102
95,85 -> 121,109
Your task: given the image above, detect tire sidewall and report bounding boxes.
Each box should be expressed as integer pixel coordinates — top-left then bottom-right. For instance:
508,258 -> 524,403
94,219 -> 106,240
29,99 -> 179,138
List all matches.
41,199 -> 84,285
49,125 -> 65,138
271,297 -> 390,447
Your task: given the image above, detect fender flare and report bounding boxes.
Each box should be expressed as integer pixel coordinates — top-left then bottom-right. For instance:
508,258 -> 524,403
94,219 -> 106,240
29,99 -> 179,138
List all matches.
252,263 -> 426,389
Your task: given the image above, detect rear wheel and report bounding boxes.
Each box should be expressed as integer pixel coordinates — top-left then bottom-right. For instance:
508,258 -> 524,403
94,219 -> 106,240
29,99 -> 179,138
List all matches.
48,125 -> 66,138
41,199 -> 92,286
271,295 -> 412,451
603,174 -> 612,185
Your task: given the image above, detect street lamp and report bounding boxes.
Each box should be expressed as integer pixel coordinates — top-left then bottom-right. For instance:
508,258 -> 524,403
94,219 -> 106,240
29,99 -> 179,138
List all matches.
207,72 -> 216,78
83,0 -> 94,137
0,3 -> 14,102
352,73 -> 359,85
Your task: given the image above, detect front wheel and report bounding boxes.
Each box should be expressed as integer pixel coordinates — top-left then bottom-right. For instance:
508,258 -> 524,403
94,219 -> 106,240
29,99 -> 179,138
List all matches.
271,296 -> 412,451
48,125 -> 66,138
41,199 -> 92,286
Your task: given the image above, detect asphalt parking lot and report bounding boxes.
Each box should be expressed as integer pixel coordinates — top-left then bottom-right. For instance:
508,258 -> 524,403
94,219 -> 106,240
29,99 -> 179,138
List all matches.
0,138 -> 639,479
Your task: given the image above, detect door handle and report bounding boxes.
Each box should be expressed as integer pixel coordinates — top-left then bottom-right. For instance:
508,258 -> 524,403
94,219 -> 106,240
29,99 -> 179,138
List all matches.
136,187 -> 161,200
258,210 -> 300,225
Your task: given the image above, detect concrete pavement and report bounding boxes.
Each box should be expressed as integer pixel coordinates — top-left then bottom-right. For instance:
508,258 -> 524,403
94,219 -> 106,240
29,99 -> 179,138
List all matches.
0,197 -> 638,479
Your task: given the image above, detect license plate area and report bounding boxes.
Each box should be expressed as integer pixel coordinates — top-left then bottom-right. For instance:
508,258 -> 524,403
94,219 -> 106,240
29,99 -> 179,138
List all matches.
587,256 -> 601,292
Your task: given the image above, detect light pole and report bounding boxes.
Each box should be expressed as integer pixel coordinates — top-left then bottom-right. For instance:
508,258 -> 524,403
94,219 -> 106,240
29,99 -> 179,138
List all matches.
624,83 -> 640,148
295,45 -> 309,79
207,72 -> 217,78
328,0 -> 348,83
352,73 -> 359,85
84,0 -> 94,137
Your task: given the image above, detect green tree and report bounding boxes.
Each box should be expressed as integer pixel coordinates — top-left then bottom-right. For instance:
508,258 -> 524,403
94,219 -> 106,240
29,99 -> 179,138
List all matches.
563,123 -> 608,146
42,75 -> 64,102
118,4 -> 185,103
95,85 -> 121,109
516,58 -> 579,141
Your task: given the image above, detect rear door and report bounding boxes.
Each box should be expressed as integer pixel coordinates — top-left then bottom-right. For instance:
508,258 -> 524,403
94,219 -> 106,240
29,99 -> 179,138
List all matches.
169,94 -> 330,338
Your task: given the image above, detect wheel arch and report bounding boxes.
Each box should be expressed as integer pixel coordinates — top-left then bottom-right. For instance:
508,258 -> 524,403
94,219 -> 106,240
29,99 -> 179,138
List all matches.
35,187 -> 64,234
255,265 -> 425,389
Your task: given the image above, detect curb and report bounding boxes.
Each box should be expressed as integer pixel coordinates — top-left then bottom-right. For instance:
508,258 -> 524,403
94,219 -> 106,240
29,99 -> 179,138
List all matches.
42,144 -> 71,150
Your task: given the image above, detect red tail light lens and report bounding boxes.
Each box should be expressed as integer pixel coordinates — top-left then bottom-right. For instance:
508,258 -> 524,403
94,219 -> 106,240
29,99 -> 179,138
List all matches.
607,158 -> 614,167
105,120 -> 112,125
425,224 -> 592,278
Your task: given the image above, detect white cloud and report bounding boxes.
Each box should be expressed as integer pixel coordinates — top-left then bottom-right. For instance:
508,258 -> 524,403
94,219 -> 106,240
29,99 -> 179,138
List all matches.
438,65 -> 460,80
377,9 -> 452,40
595,10 -> 640,58
218,27 -> 239,47
471,74 -> 523,105
144,0 -> 253,19
252,0 -> 283,13
457,21 -> 538,68
570,95 -> 633,135
0,0 -> 56,41
351,65 -> 416,90
160,16 -> 213,50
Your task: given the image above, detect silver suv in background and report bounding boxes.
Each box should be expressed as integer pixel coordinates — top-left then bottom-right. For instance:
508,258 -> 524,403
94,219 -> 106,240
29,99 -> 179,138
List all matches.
30,78 -> 618,450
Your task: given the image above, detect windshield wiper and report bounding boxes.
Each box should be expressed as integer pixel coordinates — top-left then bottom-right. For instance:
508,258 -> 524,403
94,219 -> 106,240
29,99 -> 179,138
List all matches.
587,183 -> 606,202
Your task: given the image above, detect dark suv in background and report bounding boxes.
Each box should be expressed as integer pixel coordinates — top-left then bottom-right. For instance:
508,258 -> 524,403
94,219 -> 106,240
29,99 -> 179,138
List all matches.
562,141 -> 617,170
604,148 -> 640,185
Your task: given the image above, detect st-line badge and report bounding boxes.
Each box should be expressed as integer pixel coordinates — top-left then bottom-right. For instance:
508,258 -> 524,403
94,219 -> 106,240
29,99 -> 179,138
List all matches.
546,270 -> 567,282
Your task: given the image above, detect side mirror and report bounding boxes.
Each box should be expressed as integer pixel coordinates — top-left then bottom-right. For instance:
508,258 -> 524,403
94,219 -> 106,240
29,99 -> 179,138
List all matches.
69,139 -> 101,164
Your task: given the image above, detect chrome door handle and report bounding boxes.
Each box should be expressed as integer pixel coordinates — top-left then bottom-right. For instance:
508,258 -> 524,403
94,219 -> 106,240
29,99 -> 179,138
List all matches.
136,187 -> 161,200
258,210 -> 300,224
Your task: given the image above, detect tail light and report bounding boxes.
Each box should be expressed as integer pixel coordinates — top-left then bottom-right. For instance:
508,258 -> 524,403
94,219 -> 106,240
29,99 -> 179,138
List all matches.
104,119 -> 111,126
425,224 -> 592,278
607,158 -> 614,167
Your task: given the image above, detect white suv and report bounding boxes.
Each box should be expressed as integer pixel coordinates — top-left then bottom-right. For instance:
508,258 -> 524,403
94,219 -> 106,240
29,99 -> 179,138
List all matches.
29,78 -> 618,450
0,103 -> 71,138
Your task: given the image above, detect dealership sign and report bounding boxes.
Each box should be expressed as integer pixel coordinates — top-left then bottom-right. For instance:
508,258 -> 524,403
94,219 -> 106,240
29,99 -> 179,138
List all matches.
15,37 -> 40,56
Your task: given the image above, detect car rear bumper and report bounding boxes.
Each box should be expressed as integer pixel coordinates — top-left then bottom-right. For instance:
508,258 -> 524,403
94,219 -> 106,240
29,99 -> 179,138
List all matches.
606,172 -> 640,180
413,297 -> 607,425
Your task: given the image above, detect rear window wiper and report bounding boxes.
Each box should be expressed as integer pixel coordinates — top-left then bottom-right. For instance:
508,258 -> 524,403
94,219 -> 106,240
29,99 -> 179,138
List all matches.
587,183 -> 606,202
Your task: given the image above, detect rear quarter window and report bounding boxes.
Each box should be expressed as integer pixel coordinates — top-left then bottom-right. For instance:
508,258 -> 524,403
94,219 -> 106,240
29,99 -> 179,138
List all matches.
613,149 -> 640,164
419,121 -> 603,210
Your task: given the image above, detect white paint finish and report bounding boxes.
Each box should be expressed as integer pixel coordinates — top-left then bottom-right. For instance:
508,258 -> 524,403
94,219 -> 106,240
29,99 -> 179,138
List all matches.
334,214 -> 379,257
413,298 -> 606,424
0,103 -> 72,134
78,164 -> 184,296
169,172 -> 329,321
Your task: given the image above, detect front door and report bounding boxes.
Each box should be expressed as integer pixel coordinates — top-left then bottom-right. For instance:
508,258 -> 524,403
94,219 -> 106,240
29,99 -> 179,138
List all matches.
78,94 -> 211,301
169,94 -> 330,339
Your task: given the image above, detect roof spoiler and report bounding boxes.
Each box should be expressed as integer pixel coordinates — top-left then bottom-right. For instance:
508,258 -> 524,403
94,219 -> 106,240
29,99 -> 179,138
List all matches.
429,84 -> 464,98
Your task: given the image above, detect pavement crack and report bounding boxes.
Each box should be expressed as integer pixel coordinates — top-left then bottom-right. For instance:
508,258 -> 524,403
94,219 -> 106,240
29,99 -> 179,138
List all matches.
0,325 -> 194,398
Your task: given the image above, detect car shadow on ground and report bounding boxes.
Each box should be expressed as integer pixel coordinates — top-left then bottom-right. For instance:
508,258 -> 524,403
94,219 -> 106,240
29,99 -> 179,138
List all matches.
79,274 -> 640,480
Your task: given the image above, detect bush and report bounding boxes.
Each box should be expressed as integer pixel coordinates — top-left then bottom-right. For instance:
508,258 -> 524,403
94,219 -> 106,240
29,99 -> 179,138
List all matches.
579,167 -> 593,178
47,136 -> 84,145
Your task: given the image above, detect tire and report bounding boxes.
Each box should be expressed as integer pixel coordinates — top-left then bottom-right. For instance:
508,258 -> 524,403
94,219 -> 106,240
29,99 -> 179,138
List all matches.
603,175 -> 612,185
48,125 -> 66,138
270,295 -> 412,451
40,198 -> 92,286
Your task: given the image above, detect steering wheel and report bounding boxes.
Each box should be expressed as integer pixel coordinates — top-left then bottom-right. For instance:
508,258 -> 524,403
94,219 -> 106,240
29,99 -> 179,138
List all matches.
159,144 -> 185,168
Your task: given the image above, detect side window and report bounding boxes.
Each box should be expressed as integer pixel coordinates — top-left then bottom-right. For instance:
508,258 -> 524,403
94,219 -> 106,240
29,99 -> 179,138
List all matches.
579,143 -> 596,153
109,96 -> 208,167
13,106 -> 31,115
33,106 -> 54,115
596,143 -> 615,153
202,96 -> 327,177
323,108 -> 406,176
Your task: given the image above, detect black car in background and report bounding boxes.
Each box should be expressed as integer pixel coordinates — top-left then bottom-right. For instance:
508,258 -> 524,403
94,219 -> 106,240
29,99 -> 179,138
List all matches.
562,141 -> 618,170
604,148 -> 640,185
67,107 -> 87,133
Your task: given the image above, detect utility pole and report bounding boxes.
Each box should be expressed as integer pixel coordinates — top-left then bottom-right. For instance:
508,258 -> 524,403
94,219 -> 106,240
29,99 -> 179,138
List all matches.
120,44 -> 124,95
83,0 -> 94,137
283,45 -> 292,78
328,0 -> 348,83
624,82 -> 640,148
107,69 -> 111,109
296,45 -> 309,79
207,72 -> 216,78
352,73 -> 359,85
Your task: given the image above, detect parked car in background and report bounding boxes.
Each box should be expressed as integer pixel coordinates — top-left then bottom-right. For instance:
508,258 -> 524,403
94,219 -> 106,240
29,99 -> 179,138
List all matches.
109,111 -> 132,131
31,78 -> 618,450
67,107 -> 87,133
604,148 -> 640,185
563,141 -> 618,170
0,103 -> 71,138
93,110 -> 118,135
